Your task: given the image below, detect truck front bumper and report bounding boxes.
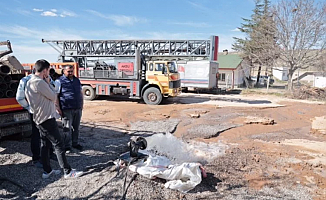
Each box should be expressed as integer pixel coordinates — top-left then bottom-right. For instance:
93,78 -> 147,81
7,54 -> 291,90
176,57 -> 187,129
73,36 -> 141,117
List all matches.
166,88 -> 181,97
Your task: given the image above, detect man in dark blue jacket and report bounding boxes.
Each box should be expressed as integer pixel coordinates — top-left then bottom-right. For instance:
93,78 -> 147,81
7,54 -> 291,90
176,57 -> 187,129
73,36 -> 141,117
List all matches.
55,65 -> 83,151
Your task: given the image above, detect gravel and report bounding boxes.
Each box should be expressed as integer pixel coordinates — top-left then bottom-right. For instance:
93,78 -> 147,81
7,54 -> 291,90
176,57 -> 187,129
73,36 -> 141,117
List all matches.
0,137 -> 314,200
130,119 -> 180,135
184,123 -> 241,139
0,115 -> 319,200
249,128 -> 315,142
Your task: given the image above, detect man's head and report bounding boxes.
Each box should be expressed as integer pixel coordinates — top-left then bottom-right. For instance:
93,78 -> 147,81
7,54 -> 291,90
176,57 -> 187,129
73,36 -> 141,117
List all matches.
63,65 -> 74,79
34,59 -> 50,77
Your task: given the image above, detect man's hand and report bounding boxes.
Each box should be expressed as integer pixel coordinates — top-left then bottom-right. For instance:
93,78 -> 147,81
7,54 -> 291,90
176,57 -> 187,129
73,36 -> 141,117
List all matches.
55,102 -> 62,116
57,108 -> 62,117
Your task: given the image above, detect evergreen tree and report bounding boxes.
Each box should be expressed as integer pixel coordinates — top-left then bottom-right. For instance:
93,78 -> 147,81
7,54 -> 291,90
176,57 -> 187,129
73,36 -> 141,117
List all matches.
233,0 -> 278,87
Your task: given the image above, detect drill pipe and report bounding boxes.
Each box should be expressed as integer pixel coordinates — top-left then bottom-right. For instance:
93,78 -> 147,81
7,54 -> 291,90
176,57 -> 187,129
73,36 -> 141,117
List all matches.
0,65 -> 10,75
9,82 -> 18,90
0,83 -> 7,91
3,75 -> 12,83
5,90 -> 14,98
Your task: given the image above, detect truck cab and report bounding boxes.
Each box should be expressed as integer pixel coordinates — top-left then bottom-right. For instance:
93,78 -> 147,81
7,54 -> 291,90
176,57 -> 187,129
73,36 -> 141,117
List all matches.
145,61 -> 181,103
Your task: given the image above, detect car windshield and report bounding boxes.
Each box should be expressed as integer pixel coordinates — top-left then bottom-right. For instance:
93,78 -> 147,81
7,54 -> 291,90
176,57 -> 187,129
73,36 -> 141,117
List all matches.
167,62 -> 177,73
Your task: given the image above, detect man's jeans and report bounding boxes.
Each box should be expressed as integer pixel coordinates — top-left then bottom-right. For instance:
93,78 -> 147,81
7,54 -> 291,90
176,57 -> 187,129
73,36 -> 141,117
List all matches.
30,114 -> 40,161
30,114 -> 55,162
62,109 -> 82,148
37,118 -> 71,174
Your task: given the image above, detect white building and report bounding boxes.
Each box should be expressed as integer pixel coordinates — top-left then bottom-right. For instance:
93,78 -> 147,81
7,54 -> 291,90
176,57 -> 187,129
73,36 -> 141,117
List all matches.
217,53 -> 248,89
272,66 -> 288,81
313,73 -> 326,88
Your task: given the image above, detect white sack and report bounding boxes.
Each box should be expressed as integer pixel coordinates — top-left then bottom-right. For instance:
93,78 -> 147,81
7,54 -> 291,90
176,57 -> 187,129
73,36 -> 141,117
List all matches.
129,153 -> 202,193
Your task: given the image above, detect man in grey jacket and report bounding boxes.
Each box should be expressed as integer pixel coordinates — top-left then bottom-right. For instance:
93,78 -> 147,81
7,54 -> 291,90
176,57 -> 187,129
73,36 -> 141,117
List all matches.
25,59 -> 83,179
16,70 -> 58,168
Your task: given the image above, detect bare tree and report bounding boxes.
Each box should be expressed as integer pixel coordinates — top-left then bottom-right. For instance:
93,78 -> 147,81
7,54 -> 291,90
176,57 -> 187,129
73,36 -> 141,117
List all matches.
273,0 -> 326,90
316,52 -> 326,75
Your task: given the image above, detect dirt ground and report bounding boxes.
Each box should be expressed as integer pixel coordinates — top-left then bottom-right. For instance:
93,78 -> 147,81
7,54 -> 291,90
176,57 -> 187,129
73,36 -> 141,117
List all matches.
1,93 -> 326,200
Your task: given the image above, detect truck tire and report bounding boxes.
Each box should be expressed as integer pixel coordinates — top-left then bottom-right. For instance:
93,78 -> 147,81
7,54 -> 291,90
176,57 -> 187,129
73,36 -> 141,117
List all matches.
82,85 -> 96,101
143,87 -> 163,105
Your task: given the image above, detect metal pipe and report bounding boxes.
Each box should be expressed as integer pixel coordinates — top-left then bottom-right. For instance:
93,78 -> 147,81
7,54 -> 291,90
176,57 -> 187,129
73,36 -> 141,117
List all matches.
0,90 -> 3,98
3,75 -> 12,83
0,75 -> 3,83
9,82 -> 18,90
5,90 -> 14,98
0,83 -> 7,91
0,65 -> 11,74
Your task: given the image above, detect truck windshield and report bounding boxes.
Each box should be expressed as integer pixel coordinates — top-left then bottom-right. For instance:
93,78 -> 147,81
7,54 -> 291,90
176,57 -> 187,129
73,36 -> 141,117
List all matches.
167,62 -> 177,73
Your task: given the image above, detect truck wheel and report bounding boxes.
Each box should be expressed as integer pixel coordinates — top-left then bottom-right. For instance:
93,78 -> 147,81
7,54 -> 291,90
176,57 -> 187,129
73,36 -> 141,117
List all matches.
143,87 -> 162,105
82,85 -> 96,100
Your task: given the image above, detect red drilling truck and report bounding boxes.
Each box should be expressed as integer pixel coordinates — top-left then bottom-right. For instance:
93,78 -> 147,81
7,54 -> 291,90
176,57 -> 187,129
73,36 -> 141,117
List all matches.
0,40 -> 31,139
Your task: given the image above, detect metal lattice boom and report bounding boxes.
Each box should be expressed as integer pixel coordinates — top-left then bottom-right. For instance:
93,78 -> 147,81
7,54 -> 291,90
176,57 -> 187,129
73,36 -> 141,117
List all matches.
42,39 -> 212,58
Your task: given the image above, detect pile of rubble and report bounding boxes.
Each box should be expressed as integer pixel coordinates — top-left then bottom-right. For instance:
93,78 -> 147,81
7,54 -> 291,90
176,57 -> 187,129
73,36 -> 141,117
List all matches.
291,85 -> 326,101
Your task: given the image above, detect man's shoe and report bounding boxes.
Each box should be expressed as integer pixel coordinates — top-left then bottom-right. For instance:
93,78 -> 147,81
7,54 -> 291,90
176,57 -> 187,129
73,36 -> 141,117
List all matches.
64,169 -> 83,178
65,147 -> 71,154
42,169 -> 61,179
72,144 -> 83,151
32,160 -> 43,168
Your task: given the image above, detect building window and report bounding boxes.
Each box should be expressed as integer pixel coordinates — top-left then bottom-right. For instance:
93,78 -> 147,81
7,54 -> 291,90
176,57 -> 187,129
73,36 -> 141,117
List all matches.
218,73 -> 226,81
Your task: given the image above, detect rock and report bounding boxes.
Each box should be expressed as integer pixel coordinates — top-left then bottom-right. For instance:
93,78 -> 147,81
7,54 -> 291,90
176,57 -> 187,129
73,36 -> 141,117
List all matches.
245,116 -> 275,125
311,116 -> 326,135
162,114 -> 170,118
190,113 -> 200,118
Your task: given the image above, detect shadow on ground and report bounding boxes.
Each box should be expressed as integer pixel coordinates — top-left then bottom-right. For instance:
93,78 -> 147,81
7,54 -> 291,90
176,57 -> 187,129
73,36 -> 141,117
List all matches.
86,93 -> 213,105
